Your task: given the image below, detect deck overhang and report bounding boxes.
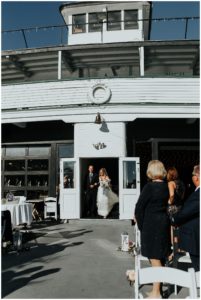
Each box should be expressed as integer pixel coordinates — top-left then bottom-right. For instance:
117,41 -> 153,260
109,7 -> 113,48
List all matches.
2,40 -> 199,82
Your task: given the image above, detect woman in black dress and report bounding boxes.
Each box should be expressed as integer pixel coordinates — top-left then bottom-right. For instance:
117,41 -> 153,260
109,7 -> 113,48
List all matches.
167,167 -> 185,254
135,160 -> 170,299
167,167 -> 185,208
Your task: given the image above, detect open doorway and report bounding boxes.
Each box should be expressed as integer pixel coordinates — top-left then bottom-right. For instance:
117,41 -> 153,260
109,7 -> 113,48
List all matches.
80,158 -> 119,219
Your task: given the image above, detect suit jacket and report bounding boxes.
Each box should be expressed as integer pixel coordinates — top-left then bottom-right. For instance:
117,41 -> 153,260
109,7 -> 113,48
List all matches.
85,173 -> 99,191
172,188 -> 200,256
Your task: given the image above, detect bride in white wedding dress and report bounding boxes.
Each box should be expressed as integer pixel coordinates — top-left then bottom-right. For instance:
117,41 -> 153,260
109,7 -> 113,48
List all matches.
97,168 -> 119,218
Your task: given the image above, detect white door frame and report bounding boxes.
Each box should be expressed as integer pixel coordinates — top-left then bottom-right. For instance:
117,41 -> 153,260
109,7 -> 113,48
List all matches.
119,157 -> 140,219
60,158 -> 80,219
60,156 -> 140,220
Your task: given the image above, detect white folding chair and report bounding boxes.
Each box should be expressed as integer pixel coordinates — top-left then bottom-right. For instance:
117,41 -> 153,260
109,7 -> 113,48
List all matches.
172,227 -> 192,266
195,271 -> 200,288
18,196 -> 26,204
133,224 -> 150,298
173,227 -> 192,295
173,252 -> 192,295
44,197 -> 57,220
177,252 -> 192,263
135,266 -> 197,299
134,225 -> 149,266
195,271 -> 200,298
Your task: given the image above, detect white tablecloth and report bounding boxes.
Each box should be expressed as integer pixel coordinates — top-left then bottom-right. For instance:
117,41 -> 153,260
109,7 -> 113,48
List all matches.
1,203 -> 33,226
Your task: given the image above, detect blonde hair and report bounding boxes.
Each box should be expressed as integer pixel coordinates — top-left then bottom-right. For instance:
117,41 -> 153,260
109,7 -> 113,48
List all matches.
146,160 -> 167,180
99,168 -> 108,177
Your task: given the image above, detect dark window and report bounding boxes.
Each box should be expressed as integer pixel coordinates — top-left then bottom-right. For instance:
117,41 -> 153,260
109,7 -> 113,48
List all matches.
5,160 -> 25,171
27,175 -> 48,187
124,10 -> 138,29
107,11 -> 121,31
2,143 -> 74,200
72,14 -> 86,34
6,147 -> 26,156
29,146 -> 50,156
4,175 -> 25,187
57,144 -> 74,187
58,144 -> 74,158
28,159 -> 49,171
2,145 -> 50,200
88,13 -> 105,32
123,161 -> 137,189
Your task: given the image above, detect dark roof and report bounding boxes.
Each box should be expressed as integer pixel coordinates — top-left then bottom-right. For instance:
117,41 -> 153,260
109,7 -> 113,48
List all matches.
59,1 -> 145,12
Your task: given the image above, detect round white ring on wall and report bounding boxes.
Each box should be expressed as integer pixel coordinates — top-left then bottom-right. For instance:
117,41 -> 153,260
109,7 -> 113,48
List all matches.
88,84 -> 111,104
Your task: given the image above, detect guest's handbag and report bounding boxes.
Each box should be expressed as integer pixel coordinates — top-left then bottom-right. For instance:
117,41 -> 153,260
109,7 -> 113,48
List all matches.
167,204 -> 182,216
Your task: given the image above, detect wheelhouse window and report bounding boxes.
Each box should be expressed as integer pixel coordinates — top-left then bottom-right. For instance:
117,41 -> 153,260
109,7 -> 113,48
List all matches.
107,11 -> 121,31
89,13 -> 104,32
124,10 -> 138,29
72,14 -> 86,34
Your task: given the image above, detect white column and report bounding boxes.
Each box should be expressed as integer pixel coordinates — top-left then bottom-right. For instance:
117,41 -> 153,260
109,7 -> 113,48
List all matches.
139,46 -> 144,77
121,10 -> 124,30
86,13 -> 89,33
138,8 -> 144,39
58,50 -> 62,80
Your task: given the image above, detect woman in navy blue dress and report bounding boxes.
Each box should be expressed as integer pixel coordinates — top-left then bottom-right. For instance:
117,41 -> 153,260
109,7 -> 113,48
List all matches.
135,160 -> 171,299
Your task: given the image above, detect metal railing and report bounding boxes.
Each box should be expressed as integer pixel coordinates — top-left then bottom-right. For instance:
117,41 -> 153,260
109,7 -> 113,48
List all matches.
2,17 -> 200,51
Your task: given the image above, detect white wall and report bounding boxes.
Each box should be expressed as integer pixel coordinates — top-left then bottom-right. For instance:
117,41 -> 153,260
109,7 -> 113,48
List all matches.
68,29 -> 143,45
2,78 -> 199,110
2,78 -> 199,124
74,123 -> 126,158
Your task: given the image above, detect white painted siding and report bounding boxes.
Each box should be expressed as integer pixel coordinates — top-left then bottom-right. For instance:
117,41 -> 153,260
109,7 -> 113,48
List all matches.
74,123 -> 126,158
68,29 -> 143,45
2,78 -> 199,111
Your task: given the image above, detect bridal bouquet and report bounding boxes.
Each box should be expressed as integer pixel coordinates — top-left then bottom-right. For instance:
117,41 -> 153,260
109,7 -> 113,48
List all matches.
100,180 -> 110,188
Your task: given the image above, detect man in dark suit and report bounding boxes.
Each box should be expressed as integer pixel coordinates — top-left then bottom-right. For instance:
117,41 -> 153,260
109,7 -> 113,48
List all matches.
171,165 -> 200,271
85,165 -> 99,217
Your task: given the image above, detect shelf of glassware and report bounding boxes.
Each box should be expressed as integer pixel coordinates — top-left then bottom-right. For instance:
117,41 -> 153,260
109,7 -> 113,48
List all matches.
3,158 -> 49,198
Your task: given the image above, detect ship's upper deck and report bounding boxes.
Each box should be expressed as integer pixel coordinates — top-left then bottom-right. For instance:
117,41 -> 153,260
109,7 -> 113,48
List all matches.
1,2 -> 199,84
2,40 -> 199,84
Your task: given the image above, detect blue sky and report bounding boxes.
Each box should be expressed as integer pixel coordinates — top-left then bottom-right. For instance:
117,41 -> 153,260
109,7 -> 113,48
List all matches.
1,1 -> 200,50
2,1 -> 65,30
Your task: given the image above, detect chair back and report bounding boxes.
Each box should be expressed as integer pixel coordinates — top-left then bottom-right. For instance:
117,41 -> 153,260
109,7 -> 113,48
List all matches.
44,197 -> 57,202
135,224 -> 141,249
134,225 -> 148,267
18,196 -> 26,204
135,267 -> 197,299
196,271 -> 200,288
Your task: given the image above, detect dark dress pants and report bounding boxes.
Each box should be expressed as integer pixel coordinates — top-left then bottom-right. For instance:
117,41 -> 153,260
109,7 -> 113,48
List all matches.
86,189 -> 97,217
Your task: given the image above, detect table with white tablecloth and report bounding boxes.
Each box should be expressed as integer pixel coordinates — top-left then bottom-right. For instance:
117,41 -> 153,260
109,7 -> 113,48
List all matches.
1,203 -> 33,227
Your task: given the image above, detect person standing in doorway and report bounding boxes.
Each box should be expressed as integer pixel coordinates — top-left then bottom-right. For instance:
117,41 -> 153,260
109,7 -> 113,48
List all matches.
84,165 -> 99,217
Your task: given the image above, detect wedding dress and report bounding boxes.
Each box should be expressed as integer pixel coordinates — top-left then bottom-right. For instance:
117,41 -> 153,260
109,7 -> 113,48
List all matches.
97,178 -> 119,218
